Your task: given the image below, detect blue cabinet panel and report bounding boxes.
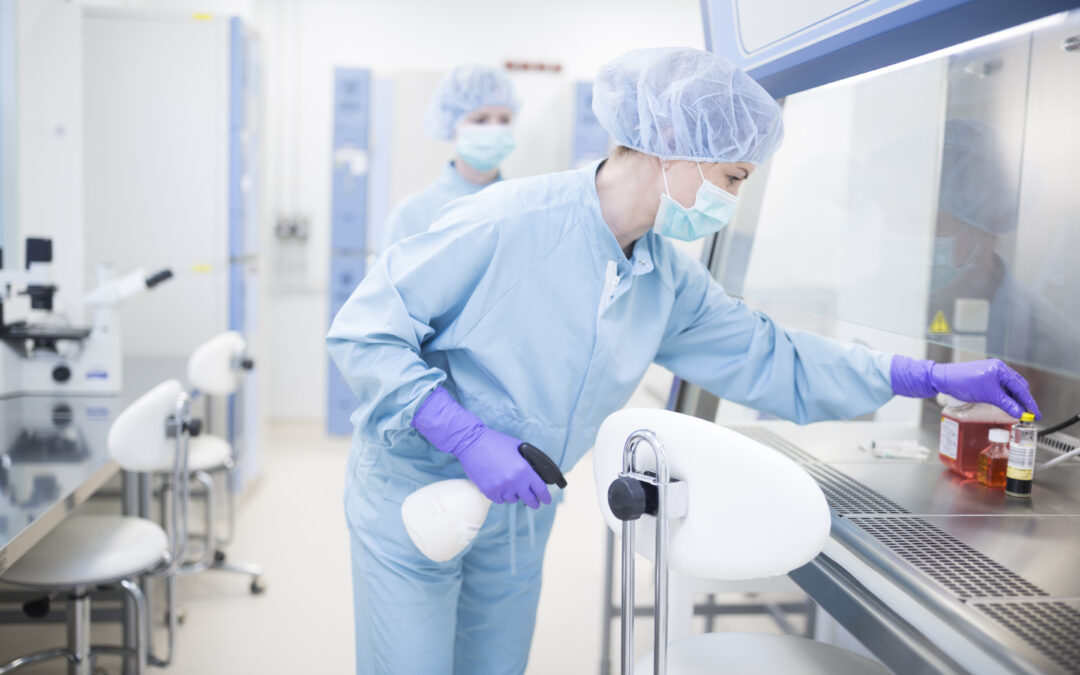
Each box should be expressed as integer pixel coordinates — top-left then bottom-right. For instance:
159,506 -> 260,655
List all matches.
329,67 -> 370,255
229,260 -> 245,332
572,81 -> 609,165
228,19 -> 248,260
327,68 -> 371,433
330,167 -> 368,251
229,17 -> 246,130
327,254 -> 365,320
326,254 -> 366,435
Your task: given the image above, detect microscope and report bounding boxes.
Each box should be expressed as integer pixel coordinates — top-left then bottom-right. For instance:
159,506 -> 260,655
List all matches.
0,237 -> 172,396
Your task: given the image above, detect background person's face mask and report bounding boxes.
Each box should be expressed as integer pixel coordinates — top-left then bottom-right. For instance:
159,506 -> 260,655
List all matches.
930,232 -> 983,293
653,162 -> 739,241
455,124 -> 516,171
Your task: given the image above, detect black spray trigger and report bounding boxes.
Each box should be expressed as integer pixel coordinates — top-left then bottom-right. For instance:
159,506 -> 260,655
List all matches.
518,443 -> 568,489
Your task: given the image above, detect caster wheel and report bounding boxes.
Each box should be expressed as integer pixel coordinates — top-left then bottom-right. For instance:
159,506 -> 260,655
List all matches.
214,549 -> 227,563
22,596 -> 50,619
250,577 -> 266,595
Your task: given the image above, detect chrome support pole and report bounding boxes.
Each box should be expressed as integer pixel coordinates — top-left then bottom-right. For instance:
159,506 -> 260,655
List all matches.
117,580 -> 148,675
180,471 -> 216,573
66,589 -> 90,675
617,429 -> 679,675
620,518 -> 635,675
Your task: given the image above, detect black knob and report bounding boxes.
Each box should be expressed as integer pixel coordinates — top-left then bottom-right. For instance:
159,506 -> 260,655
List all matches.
22,596 -> 50,619
608,477 -> 649,521
145,269 -> 174,288
240,357 -> 255,371
185,418 -> 203,437
52,365 -> 71,383
51,403 -> 74,427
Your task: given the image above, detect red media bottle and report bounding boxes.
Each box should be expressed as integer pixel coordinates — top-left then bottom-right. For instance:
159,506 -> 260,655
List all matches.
939,399 -> 1016,479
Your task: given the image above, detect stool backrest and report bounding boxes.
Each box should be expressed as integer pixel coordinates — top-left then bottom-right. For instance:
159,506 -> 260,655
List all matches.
108,379 -> 185,472
187,331 -> 245,396
594,408 -> 830,580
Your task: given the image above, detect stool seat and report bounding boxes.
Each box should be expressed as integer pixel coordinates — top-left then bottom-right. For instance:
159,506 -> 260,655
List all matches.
2,515 -> 168,588
636,633 -> 890,674
188,434 -> 232,472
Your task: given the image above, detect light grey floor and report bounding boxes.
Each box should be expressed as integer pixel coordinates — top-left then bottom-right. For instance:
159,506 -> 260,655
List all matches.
0,376 -> 824,673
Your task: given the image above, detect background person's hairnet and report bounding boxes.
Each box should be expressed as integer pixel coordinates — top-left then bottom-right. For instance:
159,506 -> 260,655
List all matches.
592,47 -> 784,164
423,64 -> 521,141
938,118 -> 1018,234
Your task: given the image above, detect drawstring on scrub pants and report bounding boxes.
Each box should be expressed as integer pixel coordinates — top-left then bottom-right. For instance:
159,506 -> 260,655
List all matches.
507,503 -> 538,575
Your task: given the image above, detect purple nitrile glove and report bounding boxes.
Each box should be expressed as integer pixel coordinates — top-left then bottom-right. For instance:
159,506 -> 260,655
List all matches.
411,387 -> 551,509
890,356 -> 1041,420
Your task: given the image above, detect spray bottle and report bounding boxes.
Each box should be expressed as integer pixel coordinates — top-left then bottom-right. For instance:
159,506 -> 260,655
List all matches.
401,443 -> 567,562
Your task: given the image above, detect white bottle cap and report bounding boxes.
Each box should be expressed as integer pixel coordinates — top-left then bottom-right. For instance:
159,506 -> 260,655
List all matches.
989,428 -> 1009,444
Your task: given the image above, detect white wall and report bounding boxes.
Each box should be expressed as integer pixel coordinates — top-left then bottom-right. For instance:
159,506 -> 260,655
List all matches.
14,0 -> 83,317
257,0 -> 706,422
0,0 -> 16,264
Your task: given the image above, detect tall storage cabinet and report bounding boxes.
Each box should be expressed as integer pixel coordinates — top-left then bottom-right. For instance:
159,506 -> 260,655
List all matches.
83,9 -> 262,488
326,68 -> 370,436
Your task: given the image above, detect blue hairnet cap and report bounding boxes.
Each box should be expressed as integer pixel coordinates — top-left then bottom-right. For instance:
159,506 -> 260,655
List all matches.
423,64 -> 521,141
938,118 -> 1017,234
592,47 -> 784,164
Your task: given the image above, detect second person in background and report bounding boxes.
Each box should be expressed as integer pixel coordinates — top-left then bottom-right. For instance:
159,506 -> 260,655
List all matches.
379,64 -> 519,252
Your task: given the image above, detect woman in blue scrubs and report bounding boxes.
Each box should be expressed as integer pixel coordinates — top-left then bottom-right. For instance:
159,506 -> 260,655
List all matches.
379,64 -> 519,252
329,47 -> 1039,674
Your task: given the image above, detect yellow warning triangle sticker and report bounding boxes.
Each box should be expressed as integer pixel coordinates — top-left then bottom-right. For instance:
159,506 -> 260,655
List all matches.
929,310 -> 951,334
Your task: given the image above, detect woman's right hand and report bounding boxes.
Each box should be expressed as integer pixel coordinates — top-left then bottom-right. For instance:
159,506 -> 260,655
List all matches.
411,387 -> 551,509
452,427 -> 552,509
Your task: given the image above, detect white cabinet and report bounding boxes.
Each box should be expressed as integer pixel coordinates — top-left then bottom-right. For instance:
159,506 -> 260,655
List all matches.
82,9 -> 261,488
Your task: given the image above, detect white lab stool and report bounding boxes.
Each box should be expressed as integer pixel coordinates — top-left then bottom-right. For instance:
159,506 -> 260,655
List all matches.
600,532 -> 814,667
0,380 -> 196,675
175,331 -> 264,593
594,408 -> 890,675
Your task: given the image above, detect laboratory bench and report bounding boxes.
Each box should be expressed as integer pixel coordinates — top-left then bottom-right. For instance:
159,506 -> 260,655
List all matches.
0,394 -> 121,575
0,356 -> 189,573
737,421 -> 1080,675
0,358 -> 190,675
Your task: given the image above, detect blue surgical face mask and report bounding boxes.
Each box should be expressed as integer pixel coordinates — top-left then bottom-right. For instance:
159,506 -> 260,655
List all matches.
455,124 -> 516,171
653,162 -> 739,241
930,233 -> 982,293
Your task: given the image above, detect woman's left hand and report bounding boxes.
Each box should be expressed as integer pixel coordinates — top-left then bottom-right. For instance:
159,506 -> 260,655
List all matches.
891,356 -> 1041,419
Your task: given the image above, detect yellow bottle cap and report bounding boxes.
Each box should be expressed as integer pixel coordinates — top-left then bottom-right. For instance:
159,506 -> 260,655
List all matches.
1021,412 -> 1035,422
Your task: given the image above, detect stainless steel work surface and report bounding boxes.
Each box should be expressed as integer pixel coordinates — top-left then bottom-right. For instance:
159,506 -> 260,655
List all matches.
832,462 -> 1080,516
0,394 -> 121,574
738,421 -> 1080,674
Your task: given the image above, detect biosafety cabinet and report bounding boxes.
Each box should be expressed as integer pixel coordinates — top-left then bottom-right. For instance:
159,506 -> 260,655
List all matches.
82,9 -> 262,489
657,3 -> 1080,674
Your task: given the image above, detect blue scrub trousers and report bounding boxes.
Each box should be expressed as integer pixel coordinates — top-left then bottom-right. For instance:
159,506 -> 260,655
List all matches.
346,466 -> 558,674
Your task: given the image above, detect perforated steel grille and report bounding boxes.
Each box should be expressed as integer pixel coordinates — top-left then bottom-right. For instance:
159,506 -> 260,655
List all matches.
973,602 -> 1080,674
732,426 -> 818,464
1040,432 -> 1080,460
802,464 -> 909,515
847,517 -> 1048,599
